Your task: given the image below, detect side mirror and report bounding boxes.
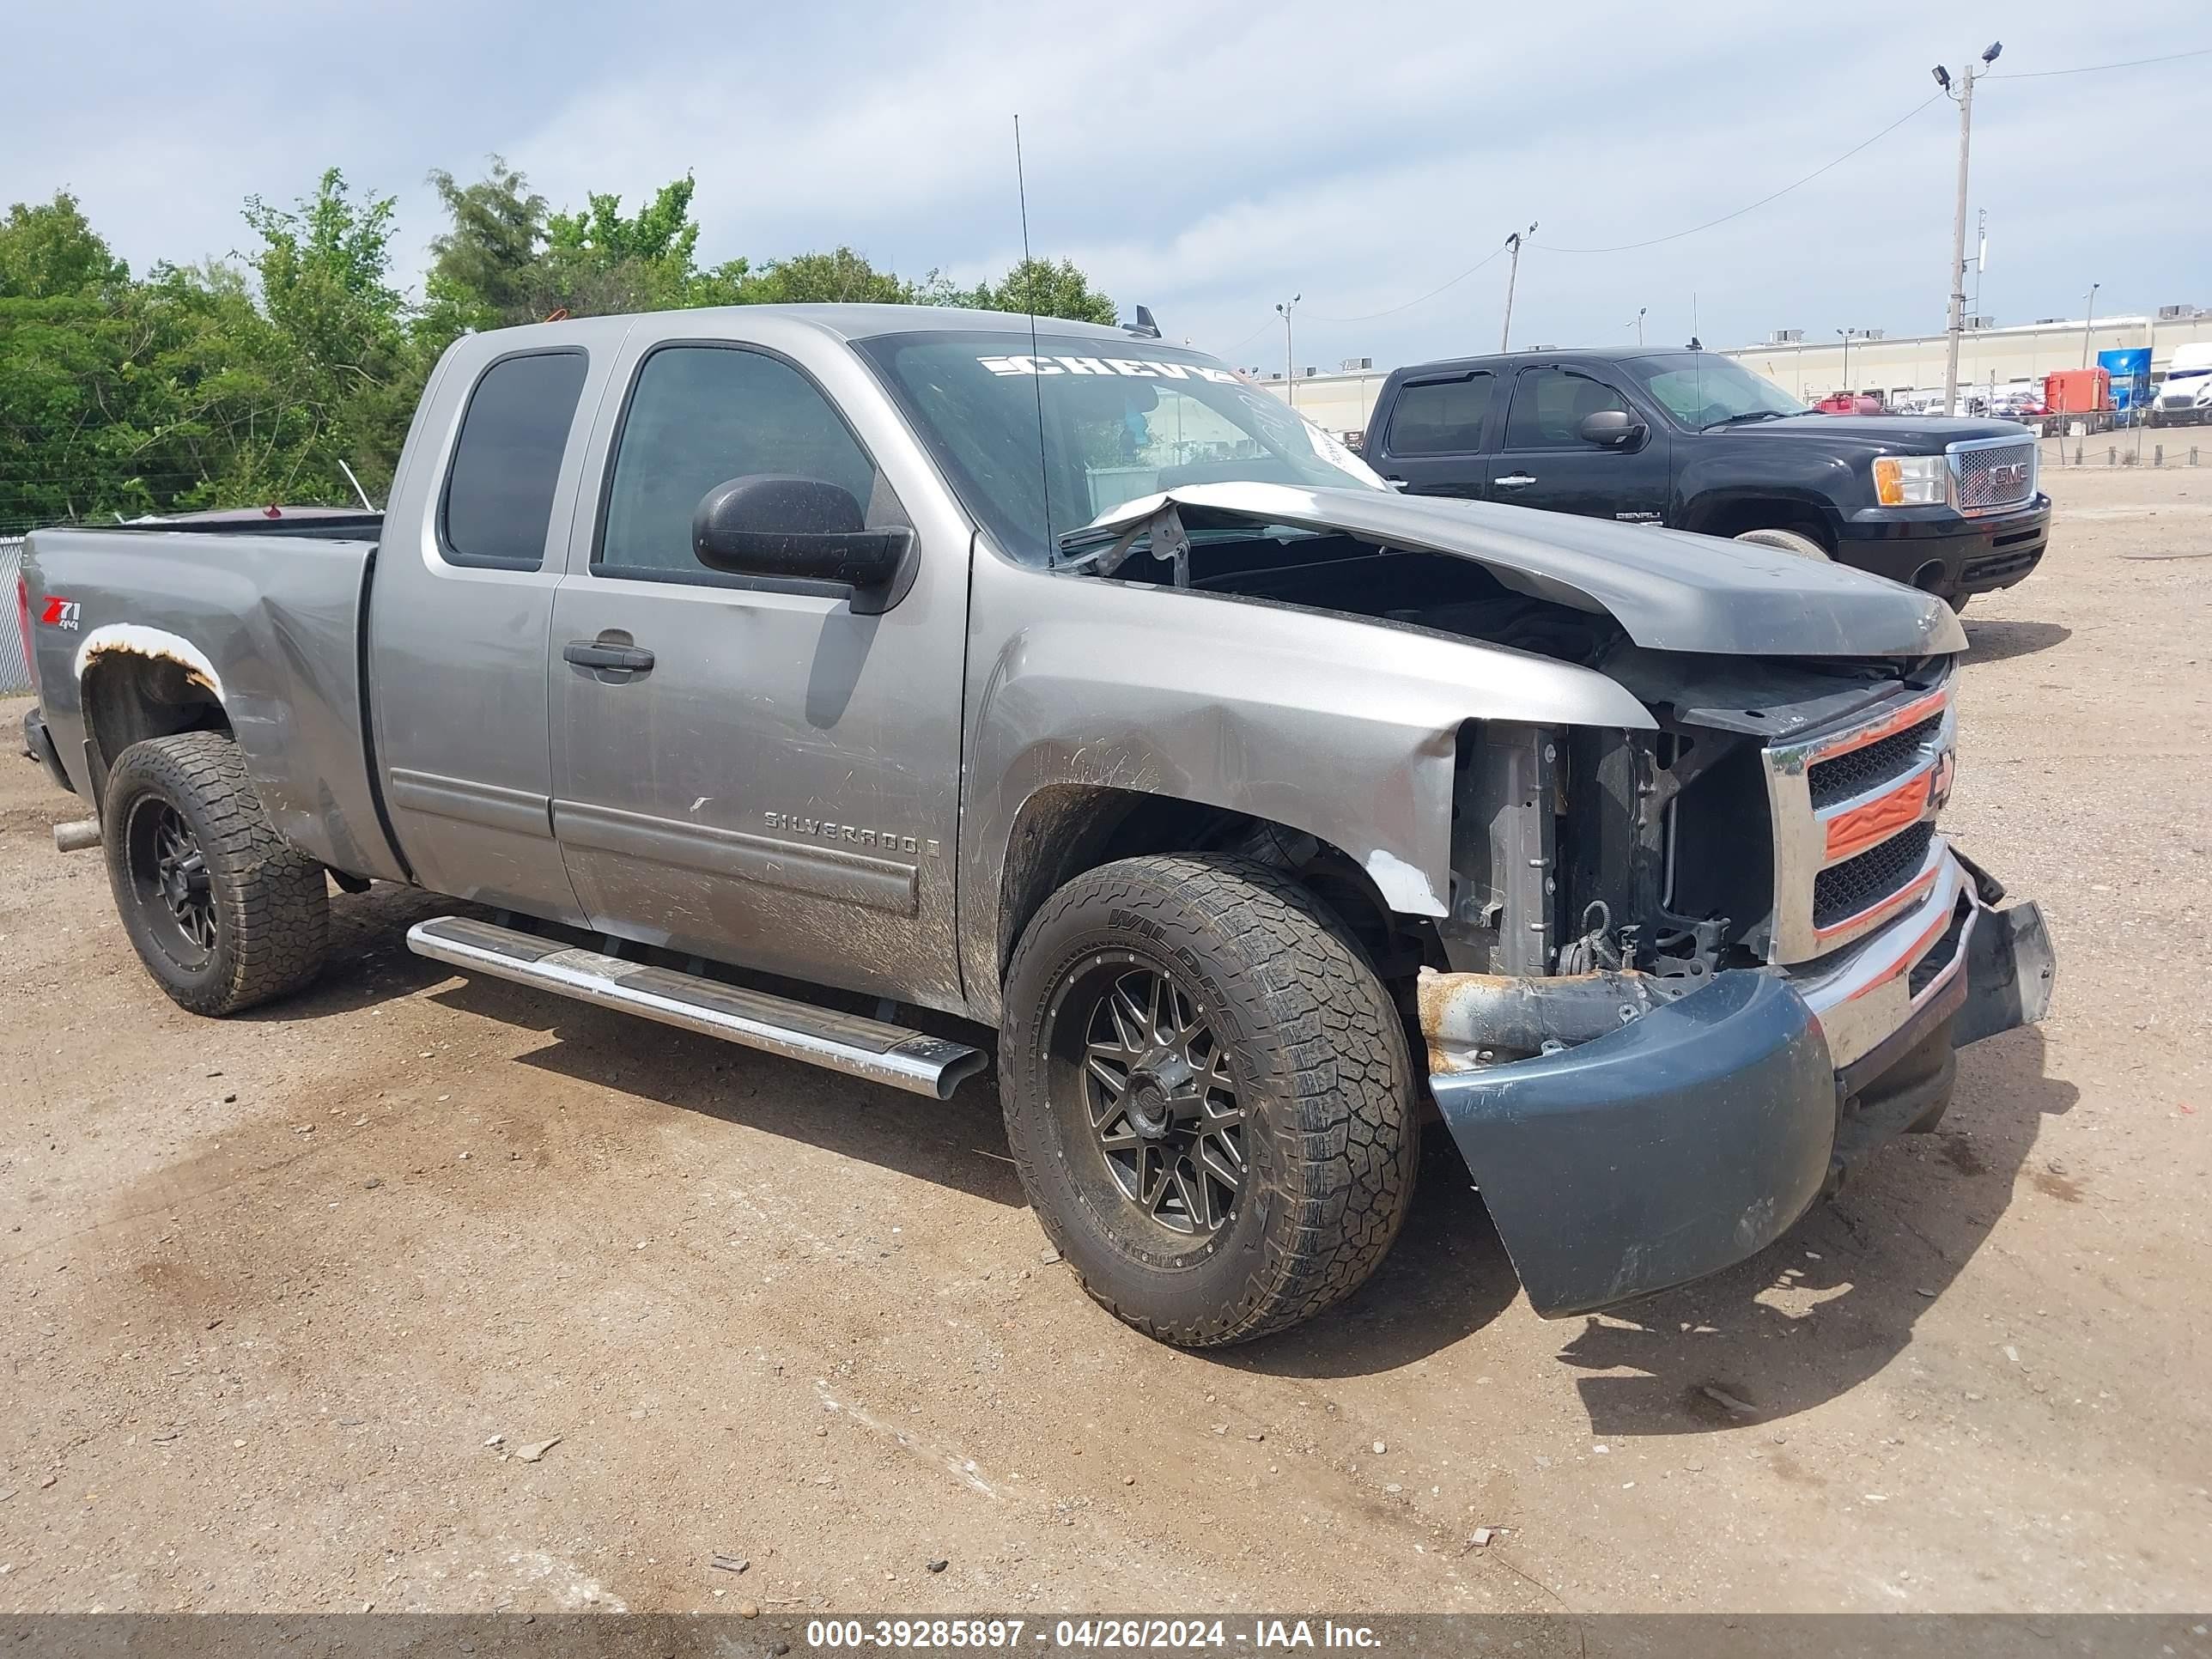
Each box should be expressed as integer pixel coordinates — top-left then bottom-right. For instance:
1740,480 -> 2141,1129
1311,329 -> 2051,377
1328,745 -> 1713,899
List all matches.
691,476 -> 911,611
1578,410 -> 1646,448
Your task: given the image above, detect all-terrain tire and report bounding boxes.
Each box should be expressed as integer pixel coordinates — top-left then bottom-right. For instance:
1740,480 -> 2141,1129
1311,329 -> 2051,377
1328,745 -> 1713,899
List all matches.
101,732 -> 329,1015
1733,526 -> 1831,560
1000,854 -> 1419,1347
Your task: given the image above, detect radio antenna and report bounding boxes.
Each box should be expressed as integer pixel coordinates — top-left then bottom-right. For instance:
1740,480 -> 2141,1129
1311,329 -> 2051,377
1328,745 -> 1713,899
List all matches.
1014,114 -> 1056,562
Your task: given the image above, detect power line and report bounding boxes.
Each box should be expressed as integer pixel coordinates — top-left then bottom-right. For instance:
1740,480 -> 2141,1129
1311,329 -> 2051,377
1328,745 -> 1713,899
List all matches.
1216,316 -> 1279,355
1534,92 -> 1943,255
1991,44 -> 2210,78
1304,243 -> 1510,324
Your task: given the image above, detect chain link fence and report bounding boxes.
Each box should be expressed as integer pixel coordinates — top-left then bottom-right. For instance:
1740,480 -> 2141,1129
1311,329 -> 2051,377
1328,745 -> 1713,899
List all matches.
0,538 -> 30,696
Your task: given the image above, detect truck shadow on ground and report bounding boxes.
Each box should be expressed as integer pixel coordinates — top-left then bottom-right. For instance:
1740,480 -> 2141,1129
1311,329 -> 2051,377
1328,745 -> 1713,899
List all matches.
1550,1026 -> 2076,1437
426,972 -> 1028,1211
1222,1124 -> 1524,1379
235,884 -> 483,1023
266,886 -> 2070,1414
1960,617 -> 2070,664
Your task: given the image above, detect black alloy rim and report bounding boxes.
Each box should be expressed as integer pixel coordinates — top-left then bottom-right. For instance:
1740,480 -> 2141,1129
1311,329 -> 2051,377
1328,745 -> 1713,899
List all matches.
1060,956 -> 1245,1236
130,801 -> 217,964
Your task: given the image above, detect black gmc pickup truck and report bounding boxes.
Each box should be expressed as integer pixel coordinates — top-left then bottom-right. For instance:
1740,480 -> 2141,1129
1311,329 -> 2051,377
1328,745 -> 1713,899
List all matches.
1361,348 -> 2051,609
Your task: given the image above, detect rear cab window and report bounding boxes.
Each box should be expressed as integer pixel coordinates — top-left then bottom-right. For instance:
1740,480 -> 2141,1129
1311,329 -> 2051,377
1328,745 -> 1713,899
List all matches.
1385,374 -> 1495,455
440,349 -> 591,570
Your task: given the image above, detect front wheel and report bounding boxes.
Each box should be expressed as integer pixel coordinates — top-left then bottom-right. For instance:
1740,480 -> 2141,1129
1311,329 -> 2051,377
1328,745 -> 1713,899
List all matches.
102,732 -> 329,1015
1000,854 -> 1419,1347
1733,526 -> 1831,560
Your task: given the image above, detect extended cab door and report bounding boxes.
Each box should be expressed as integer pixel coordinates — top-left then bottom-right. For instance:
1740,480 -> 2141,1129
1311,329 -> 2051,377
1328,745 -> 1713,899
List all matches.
368,341 -> 610,922
1369,369 -> 1500,499
1489,364 -> 1672,524
546,331 -> 967,1005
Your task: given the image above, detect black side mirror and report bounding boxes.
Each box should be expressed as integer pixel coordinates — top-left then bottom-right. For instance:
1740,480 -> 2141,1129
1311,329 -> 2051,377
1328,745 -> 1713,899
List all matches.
1577,410 -> 1646,447
691,476 -> 912,611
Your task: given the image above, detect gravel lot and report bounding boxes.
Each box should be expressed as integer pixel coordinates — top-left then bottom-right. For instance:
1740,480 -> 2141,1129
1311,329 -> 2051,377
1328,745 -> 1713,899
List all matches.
2,462 -> 2206,1618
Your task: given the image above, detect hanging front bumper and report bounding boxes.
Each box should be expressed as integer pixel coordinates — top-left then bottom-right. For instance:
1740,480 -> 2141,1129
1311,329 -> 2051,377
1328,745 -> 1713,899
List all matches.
1425,852 -> 2053,1318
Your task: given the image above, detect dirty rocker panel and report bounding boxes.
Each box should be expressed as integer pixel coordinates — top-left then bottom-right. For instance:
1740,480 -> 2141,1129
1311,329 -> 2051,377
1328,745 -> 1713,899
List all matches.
552,799 -> 920,917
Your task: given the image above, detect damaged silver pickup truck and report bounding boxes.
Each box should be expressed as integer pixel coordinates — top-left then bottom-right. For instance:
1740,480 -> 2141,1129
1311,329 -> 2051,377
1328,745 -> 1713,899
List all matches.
17,305 -> 2053,1346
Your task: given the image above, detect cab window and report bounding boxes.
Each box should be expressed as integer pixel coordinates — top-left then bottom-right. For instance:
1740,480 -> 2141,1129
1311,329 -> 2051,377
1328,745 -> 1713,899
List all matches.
1503,367 -> 1631,449
440,349 -> 589,571
1385,374 -> 1494,454
598,343 -> 881,581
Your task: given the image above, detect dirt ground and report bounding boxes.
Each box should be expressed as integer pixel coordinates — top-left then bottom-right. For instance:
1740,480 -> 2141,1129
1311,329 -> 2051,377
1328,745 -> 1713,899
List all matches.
2,461 -> 2207,1619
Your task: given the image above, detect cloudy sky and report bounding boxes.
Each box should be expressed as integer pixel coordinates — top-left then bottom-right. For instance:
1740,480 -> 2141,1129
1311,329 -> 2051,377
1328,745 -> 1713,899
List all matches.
10,2 -> 2206,373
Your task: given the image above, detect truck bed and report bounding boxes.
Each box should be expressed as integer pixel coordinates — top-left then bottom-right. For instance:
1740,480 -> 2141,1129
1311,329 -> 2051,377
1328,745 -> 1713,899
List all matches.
21,522 -> 409,884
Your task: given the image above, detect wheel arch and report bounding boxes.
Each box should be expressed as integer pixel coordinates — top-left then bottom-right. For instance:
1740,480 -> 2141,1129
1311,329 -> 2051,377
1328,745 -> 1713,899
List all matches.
983,783 -> 1416,1023
78,635 -> 234,806
1679,487 -> 1841,550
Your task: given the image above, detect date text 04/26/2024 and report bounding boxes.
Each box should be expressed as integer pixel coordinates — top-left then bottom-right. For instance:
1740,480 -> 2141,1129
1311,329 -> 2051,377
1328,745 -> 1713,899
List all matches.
801,1620 -> 1382,1650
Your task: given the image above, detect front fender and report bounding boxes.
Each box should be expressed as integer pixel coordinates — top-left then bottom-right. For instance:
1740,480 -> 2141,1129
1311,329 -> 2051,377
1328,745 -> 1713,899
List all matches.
957,573 -> 1653,1017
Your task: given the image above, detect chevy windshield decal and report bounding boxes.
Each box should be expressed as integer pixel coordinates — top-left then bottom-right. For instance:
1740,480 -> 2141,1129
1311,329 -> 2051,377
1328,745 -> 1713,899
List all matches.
978,354 -> 1243,383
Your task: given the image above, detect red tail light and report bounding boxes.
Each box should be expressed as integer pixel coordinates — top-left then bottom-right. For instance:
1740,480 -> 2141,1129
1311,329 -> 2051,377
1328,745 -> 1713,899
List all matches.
13,572 -> 37,698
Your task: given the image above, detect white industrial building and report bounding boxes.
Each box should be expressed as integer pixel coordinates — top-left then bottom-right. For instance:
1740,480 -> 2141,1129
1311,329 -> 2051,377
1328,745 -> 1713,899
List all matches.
1254,308 -> 2212,439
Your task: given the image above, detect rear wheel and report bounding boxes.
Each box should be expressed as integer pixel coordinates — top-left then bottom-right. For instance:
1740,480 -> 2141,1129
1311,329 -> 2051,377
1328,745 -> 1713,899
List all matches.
1000,854 -> 1419,1347
1733,526 -> 1831,560
102,732 -> 329,1015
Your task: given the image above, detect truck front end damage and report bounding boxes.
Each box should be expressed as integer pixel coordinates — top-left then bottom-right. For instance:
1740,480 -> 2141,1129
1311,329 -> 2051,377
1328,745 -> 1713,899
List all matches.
1419,660 -> 2055,1317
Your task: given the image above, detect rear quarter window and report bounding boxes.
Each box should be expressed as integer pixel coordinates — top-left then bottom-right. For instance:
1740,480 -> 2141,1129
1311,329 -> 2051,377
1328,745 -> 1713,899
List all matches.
1385,374 -> 1494,455
440,349 -> 591,571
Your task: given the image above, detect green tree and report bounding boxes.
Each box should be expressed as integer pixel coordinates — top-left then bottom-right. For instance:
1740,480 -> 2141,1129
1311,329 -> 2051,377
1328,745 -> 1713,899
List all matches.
0,191 -> 129,300
424,155 -> 548,331
541,175 -> 707,314
934,256 -> 1117,326
737,246 -> 912,306
228,168 -> 423,501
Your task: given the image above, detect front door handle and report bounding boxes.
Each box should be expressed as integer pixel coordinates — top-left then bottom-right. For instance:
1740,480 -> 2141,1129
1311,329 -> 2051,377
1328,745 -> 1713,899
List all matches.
1494,472 -> 1538,489
563,641 -> 655,673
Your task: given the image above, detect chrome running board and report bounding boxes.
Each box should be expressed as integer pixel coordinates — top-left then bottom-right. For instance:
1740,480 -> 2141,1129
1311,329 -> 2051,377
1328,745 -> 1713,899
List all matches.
406,915 -> 988,1099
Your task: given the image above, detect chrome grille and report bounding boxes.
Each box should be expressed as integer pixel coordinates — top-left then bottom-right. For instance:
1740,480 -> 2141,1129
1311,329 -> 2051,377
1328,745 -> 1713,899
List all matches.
1950,437 -> 2036,515
1807,715 -> 1942,809
1815,823 -> 1935,929
1758,679 -> 1956,963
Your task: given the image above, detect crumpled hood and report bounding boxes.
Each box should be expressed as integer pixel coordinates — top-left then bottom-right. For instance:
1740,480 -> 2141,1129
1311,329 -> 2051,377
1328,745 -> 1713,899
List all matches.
1081,483 -> 1967,659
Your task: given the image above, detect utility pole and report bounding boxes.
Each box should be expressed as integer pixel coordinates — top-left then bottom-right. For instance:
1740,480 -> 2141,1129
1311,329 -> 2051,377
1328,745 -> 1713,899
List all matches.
1275,294 -> 1300,406
2081,282 -> 2100,368
1499,223 -> 1537,352
1837,327 -> 1859,392
1627,306 -> 1646,346
1936,43 -> 2001,416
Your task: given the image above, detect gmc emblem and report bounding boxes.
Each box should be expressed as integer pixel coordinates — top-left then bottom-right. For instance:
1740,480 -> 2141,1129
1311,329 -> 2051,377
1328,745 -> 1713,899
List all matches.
1984,462 -> 2027,494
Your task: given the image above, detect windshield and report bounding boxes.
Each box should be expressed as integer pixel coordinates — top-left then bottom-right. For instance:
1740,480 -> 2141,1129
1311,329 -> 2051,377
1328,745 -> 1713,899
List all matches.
1620,352 -> 1808,428
854,331 -> 1384,563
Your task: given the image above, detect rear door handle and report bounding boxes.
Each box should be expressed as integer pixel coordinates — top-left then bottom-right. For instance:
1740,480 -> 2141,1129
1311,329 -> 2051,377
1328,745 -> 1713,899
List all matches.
1494,473 -> 1537,489
563,641 -> 655,673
